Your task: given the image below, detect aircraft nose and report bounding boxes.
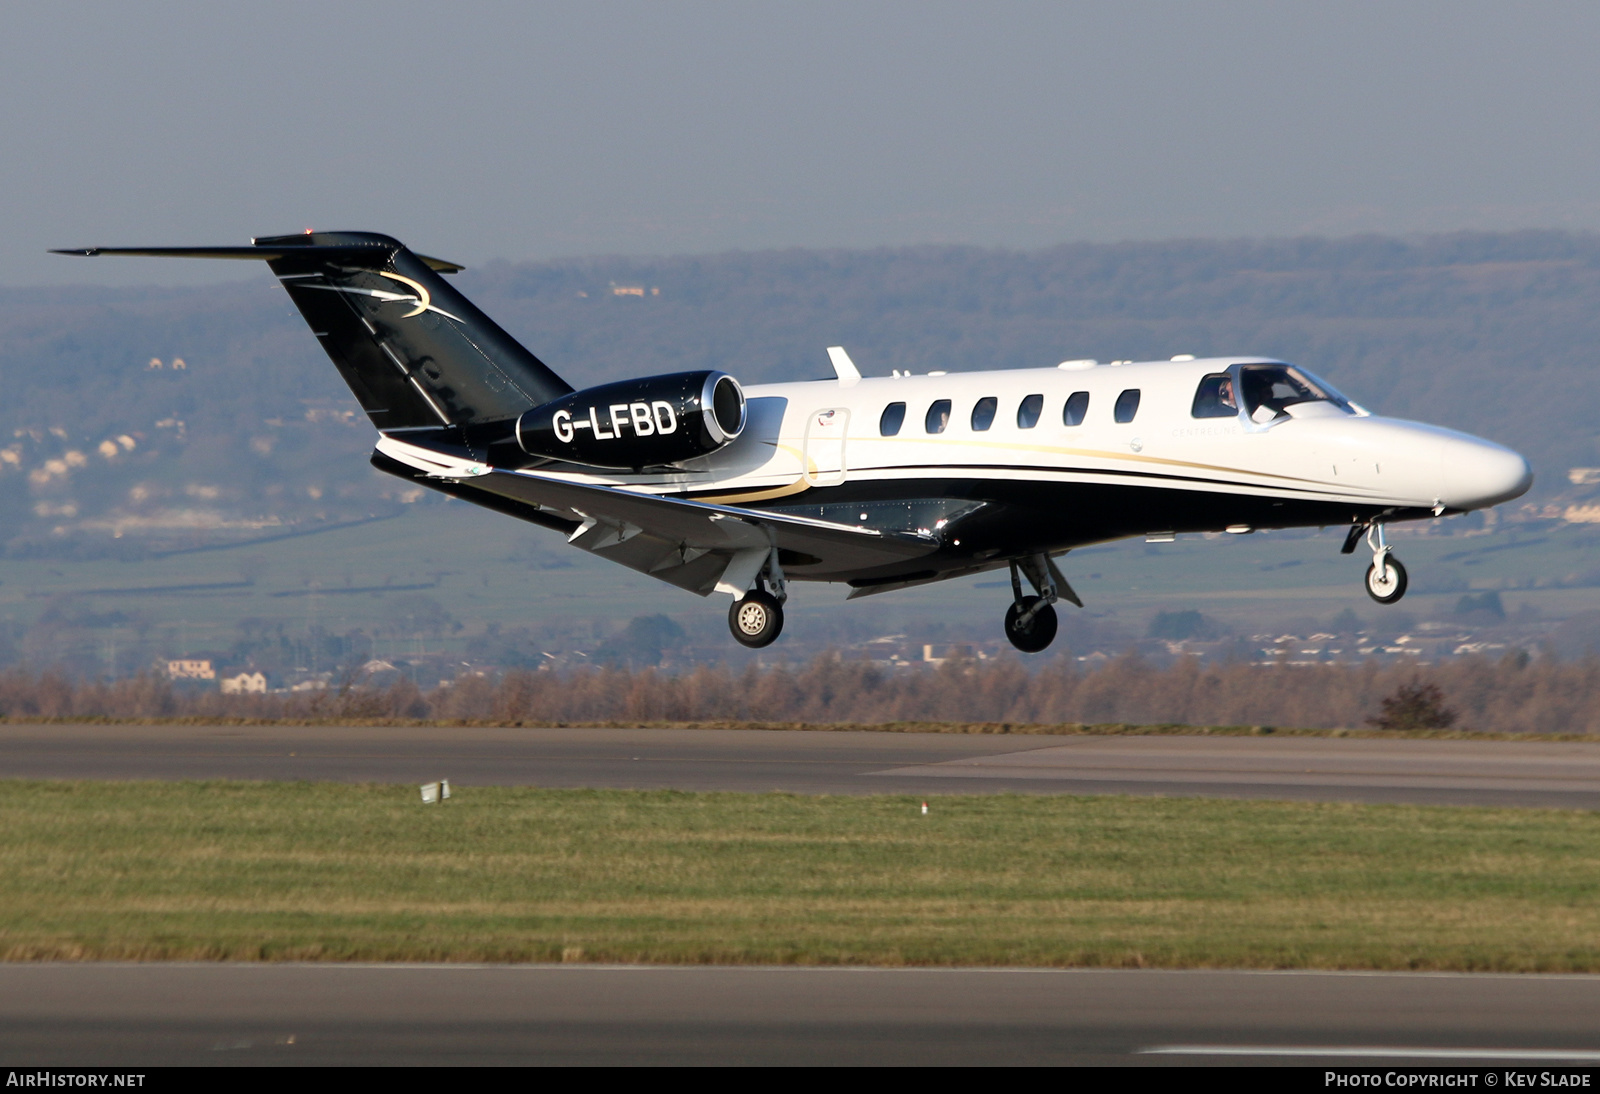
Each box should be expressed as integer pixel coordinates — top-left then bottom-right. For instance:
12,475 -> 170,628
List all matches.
1437,436 -> 1533,510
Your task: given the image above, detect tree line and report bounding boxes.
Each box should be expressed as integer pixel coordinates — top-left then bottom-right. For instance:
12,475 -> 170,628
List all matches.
3,650 -> 1599,734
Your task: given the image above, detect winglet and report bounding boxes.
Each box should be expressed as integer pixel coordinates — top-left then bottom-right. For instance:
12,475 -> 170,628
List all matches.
826,346 -> 861,384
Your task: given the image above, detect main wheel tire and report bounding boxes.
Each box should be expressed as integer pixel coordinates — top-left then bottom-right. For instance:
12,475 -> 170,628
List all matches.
1004,597 -> 1058,653
729,590 -> 784,648
1365,555 -> 1408,604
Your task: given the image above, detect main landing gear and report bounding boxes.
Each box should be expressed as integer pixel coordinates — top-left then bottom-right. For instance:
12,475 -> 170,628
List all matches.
728,549 -> 787,648
1342,521 -> 1408,605
730,589 -> 783,647
1002,554 -> 1082,653
1005,596 -> 1056,653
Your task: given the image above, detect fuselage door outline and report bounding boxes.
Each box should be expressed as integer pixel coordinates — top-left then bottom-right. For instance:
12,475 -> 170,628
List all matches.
803,408 -> 850,487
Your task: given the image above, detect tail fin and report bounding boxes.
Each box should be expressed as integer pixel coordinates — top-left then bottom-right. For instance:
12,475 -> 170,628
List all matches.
54,231 -> 572,432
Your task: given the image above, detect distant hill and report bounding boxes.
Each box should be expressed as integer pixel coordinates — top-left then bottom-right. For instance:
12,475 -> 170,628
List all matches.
4,230 -> 1598,554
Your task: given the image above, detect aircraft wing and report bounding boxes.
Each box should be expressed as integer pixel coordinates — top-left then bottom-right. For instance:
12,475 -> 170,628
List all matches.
375,436 -> 940,596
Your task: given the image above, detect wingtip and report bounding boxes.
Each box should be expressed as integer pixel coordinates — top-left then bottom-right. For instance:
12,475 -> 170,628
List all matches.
49,248 -> 99,257
416,253 -> 466,274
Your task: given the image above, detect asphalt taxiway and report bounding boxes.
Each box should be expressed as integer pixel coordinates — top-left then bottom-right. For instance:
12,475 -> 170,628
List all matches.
2,722 -> 1599,808
4,965 -> 1600,1066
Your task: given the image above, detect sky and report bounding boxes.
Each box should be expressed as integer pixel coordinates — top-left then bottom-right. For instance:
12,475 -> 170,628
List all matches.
8,1 -> 1600,286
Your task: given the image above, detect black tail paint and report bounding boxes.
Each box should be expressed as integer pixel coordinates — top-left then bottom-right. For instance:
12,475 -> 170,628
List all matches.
54,231 -> 573,434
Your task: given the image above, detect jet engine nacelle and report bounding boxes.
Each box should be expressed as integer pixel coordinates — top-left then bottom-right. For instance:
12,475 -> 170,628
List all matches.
517,370 -> 746,469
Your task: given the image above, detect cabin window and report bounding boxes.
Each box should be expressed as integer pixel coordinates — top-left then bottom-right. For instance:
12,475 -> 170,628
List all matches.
925,399 -> 952,434
1062,391 -> 1089,426
1191,373 -> 1238,419
1239,363 -> 1351,422
1114,389 -> 1141,423
970,397 -> 998,431
1017,393 -> 1044,429
880,402 -> 907,436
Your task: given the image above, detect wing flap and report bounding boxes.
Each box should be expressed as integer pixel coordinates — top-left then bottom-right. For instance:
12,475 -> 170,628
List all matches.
374,436 -> 939,594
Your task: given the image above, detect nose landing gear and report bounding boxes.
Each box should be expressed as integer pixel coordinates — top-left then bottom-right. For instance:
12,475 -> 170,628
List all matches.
1343,521 -> 1407,605
1002,554 -> 1081,653
1365,553 -> 1408,604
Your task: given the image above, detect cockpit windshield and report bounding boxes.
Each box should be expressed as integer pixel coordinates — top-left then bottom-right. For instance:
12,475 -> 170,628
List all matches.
1239,364 -> 1352,421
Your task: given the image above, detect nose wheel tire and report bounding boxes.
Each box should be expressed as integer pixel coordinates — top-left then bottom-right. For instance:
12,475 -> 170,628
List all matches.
1365,556 -> 1408,604
729,590 -> 784,648
1004,597 -> 1058,653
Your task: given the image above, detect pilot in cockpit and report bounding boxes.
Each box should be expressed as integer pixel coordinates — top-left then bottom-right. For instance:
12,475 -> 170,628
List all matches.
1217,376 -> 1237,413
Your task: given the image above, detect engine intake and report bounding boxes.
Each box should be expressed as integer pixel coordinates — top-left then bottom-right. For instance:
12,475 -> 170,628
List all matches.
517,371 -> 746,469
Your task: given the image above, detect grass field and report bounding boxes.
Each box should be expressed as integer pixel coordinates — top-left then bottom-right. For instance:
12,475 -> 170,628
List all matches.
3,781 -> 1599,970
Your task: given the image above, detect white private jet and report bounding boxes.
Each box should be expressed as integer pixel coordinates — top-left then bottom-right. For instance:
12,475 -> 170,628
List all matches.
56,232 -> 1533,651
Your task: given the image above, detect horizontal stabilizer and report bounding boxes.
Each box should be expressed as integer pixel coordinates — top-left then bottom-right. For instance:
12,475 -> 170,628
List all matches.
52,245 -> 464,272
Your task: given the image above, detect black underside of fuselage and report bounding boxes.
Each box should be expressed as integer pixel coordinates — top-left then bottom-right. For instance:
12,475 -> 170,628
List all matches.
737,475 -> 1424,586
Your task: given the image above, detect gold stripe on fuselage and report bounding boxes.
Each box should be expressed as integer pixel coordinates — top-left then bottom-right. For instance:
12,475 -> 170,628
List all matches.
684,434 -> 1368,504
862,434 -> 1336,487
696,477 -> 815,504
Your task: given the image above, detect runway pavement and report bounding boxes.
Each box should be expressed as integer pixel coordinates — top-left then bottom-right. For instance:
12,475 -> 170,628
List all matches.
3,722 -> 1600,807
4,964 -> 1600,1066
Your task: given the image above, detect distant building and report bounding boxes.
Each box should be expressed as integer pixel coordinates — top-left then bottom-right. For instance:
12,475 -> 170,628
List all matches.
167,659 -> 215,680
922,643 -> 977,665
1565,505 -> 1600,524
220,672 -> 267,694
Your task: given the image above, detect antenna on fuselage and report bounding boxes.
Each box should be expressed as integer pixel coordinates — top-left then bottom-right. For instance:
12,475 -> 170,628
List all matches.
827,346 -> 861,384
